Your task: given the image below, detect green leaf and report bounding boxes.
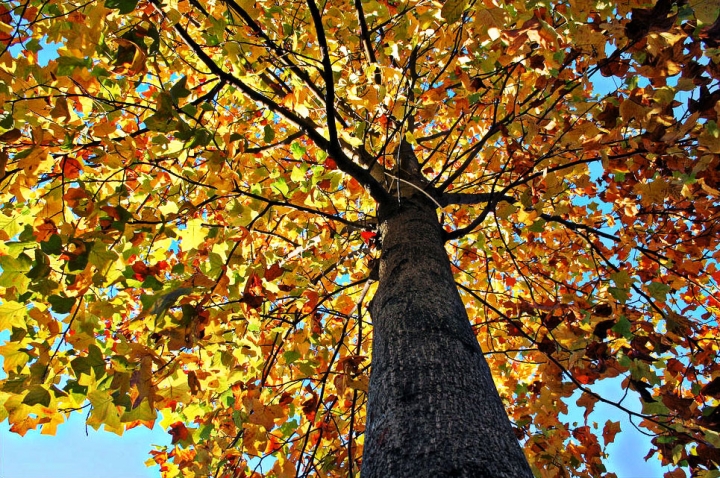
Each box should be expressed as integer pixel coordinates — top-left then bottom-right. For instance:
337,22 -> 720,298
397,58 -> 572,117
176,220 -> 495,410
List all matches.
648,281 -> 671,301
150,287 -> 193,319
610,270 -> 632,288
144,115 -> 176,133
88,242 -> 119,270
0,113 -> 13,130
0,209 -> 33,240
48,295 -> 76,314
57,56 -> 93,76
612,315 -> 633,339
68,241 -> 93,272
104,0 -> 139,14
70,344 -> 106,380
263,124 -> 275,143
141,275 -> 164,291
291,165 -> 307,183
291,143 -> 306,160
40,234 -> 63,255
121,399 -> 157,422
441,0 -> 468,23
170,76 -> 191,101
608,286 -> 629,303
87,389 -> 122,430
22,386 -> 51,407
0,253 -> 32,293
528,219 -> 546,233
283,350 -> 301,364
272,178 -> 289,196
188,128 -> 213,148
203,252 -> 225,278
0,342 -> 30,373
26,249 -> 51,280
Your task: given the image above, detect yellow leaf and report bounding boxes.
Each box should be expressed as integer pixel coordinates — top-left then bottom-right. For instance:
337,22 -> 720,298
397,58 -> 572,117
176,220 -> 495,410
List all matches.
87,389 -> 123,432
0,301 -> 27,331
475,7 -> 506,40
347,375 -> 369,392
0,209 -> 33,240
178,218 -> 206,251
0,342 -> 30,373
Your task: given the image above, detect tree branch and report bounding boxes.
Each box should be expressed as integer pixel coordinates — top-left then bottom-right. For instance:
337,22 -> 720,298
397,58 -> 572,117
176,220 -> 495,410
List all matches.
306,0 -> 339,148
354,0 -> 381,85
151,1 -> 391,203
437,191 -> 516,207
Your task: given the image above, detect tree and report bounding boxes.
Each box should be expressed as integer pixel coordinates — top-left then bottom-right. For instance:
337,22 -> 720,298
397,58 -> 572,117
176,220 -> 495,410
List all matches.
1,0 -> 719,475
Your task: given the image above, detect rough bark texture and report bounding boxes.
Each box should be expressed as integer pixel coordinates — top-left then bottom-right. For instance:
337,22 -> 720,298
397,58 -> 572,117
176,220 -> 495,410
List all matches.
362,196 -> 532,478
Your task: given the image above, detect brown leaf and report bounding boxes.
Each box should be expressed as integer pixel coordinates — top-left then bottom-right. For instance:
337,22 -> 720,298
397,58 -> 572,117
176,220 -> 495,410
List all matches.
599,59 -> 630,78
593,304 -> 613,317
593,319 -> 615,340
538,336 -> 557,355
188,370 -> 202,395
662,394 -> 694,419
625,0 -> 677,41
701,377 -> 720,398
629,379 -> 656,403
602,420 -> 621,446
264,262 -> 284,281
50,97 -> 70,119
0,128 -> 22,143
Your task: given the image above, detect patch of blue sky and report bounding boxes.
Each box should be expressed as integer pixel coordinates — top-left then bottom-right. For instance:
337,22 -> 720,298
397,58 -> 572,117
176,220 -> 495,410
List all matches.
0,407 -> 169,478
561,376 -> 671,477
8,36 -> 60,67
0,326 -> 171,477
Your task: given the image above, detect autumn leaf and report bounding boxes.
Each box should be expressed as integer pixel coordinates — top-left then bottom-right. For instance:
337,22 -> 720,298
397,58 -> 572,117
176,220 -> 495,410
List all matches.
441,0 -> 468,23
168,421 -> 190,444
602,421 -> 621,446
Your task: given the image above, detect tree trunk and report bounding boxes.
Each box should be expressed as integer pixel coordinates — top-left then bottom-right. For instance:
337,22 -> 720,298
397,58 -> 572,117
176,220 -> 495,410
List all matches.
362,196 -> 533,478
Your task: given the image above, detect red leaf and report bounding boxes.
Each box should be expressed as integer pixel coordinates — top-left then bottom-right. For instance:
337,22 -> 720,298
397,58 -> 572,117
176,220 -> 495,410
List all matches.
360,231 -> 376,244
168,422 -> 189,444
132,261 -> 150,280
264,263 -> 284,281
244,272 -> 263,296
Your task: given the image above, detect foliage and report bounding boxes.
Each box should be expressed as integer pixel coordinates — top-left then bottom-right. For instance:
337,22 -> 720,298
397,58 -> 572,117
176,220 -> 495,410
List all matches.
0,0 -> 720,476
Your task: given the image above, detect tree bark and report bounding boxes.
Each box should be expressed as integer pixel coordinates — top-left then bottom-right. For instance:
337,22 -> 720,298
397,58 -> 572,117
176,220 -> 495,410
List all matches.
362,196 -> 532,478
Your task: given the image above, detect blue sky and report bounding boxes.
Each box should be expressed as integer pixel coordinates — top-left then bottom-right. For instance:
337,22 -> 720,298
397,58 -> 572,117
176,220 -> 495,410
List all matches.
0,412 -> 169,478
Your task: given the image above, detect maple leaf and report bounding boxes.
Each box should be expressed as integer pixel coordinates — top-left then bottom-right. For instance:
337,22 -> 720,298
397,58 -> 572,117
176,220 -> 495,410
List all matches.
168,422 -> 190,444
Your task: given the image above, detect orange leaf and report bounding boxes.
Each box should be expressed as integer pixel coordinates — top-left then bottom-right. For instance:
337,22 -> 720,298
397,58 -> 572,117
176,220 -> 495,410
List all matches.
602,420 -> 621,446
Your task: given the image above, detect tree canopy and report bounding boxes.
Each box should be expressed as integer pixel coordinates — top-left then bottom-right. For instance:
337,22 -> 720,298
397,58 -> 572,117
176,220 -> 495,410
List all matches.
1,0 -> 720,476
